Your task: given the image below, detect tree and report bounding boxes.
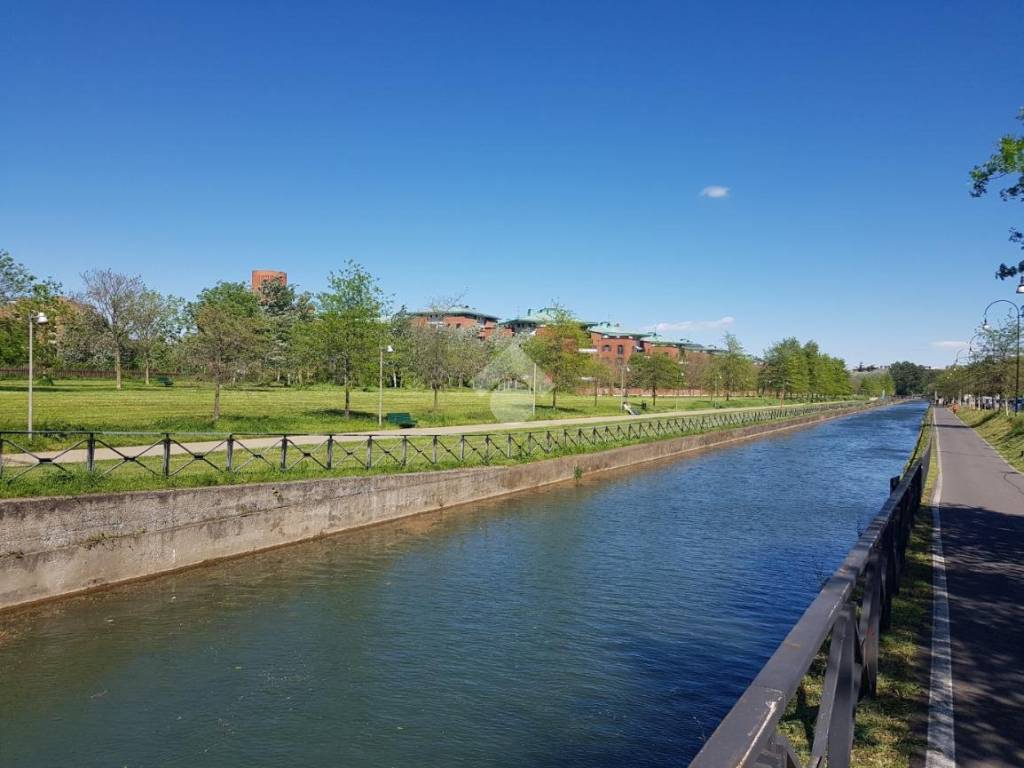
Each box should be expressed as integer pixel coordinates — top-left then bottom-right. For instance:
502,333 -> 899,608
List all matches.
0,252 -> 63,366
522,306 -> 589,408
970,108 -> 1024,280
889,360 -> 930,396
760,337 -> 809,400
405,324 -> 486,408
257,279 -> 315,384
630,352 -> 683,406
133,290 -> 184,385
1,251 -> 60,303
708,333 -> 756,400
183,282 -> 265,420
586,357 -> 620,405
77,270 -> 146,390
856,370 -> 895,398
315,262 -> 388,417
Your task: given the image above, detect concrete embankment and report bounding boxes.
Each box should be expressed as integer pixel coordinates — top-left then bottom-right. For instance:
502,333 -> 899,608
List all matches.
0,403 -> 875,612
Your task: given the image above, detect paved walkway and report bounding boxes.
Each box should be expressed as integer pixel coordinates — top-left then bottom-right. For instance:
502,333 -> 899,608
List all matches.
1,402 -> 806,466
931,408 -> 1024,767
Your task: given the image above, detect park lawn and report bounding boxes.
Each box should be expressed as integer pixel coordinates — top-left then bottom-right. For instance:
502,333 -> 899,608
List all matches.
956,408 -> 1024,473
0,378 -> 808,436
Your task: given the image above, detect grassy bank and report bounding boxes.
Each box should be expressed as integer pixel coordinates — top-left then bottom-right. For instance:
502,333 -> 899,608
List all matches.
0,404 -> 866,499
0,378 -> 824,435
777,411 -> 936,767
956,408 -> 1024,472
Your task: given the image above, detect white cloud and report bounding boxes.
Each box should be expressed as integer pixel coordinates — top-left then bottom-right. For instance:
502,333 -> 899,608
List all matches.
930,340 -> 968,349
645,316 -> 736,334
700,185 -> 730,199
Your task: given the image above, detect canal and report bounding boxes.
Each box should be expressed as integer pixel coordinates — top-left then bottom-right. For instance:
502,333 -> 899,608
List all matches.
0,402 -> 927,767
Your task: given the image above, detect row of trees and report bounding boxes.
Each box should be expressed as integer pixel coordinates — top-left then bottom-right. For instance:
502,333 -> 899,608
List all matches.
932,315 -> 1020,406
2,252 -> 869,418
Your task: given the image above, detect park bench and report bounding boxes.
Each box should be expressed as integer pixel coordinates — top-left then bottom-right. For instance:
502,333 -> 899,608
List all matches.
385,412 -> 417,428
156,376 -> 174,387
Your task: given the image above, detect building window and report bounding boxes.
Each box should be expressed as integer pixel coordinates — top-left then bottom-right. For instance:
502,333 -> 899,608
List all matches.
602,344 -> 610,352
617,344 -> 624,355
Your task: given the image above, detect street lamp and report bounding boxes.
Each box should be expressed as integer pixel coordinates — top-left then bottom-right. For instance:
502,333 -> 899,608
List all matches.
1018,275 -> 1024,295
980,299 -> 1023,413
28,311 -> 48,435
378,344 -> 395,427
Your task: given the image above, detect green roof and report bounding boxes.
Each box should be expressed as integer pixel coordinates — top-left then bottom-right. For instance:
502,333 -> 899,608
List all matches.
588,322 -> 648,338
412,305 -> 500,321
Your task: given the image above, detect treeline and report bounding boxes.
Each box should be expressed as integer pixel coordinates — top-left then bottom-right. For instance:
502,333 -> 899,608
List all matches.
932,316 -> 1020,405
2,251 -> 870,418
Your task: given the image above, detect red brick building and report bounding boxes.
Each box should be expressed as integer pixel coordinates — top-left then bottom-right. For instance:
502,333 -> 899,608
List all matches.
251,269 -> 287,293
410,305 -> 501,340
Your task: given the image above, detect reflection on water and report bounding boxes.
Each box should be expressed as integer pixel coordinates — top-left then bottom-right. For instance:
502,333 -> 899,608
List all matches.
0,403 -> 926,767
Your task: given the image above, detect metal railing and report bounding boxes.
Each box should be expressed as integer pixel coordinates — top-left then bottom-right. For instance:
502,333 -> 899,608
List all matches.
0,401 -> 867,485
690,413 -> 932,768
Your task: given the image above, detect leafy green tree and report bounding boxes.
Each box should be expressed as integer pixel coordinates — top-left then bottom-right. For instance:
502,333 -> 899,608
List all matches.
522,306 -> 589,409
970,108 -> 1024,280
760,337 -> 809,400
314,262 -> 388,417
183,282 -> 265,420
257,279 -> 315,384
0,252 -> 63,367
856,371 -> 895,398
708,333 -> 756,400
133,290 -> 185,384
888,360 -> 930,396
630,351 -> 682,406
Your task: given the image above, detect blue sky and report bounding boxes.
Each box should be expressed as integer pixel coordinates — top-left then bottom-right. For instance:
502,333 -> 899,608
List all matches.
3,1 -> 1022,367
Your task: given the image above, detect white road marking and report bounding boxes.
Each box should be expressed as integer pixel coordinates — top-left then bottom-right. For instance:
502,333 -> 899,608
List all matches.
926,414 -> 956,768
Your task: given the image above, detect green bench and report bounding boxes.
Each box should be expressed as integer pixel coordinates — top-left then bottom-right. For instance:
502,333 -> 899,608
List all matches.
156,376 -> 174,387
385,412 -> 417,428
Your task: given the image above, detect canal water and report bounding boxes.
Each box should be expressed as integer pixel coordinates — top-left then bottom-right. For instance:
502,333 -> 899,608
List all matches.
0,403 -> 927,767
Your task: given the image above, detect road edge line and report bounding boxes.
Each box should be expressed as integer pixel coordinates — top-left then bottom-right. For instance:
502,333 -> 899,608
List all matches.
925,411 -> 956,768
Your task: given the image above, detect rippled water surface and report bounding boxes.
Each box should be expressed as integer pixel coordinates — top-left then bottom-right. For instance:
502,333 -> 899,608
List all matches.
0,403 -> 927,767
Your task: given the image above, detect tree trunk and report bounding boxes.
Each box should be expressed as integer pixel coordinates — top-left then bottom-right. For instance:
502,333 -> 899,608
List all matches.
344,378 -> 351,418
213,380 -> 221,421
593,379 -> 598,406
652,386 -> 657,407
115,348 -> 123,390
552,388 -> 557,409
144,361 -> 150,386
433,387 -> 439,409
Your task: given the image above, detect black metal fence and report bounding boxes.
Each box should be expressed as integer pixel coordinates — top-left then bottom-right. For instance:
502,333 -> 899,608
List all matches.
0,402 -> 864,484
690,413 -> 932,768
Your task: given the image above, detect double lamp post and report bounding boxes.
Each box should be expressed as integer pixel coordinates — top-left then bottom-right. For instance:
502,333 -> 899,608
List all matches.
980,287 -> 1024,413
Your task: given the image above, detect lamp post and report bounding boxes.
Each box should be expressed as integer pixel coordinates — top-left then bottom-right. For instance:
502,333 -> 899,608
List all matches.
378,344 -> 394,427
28,311 -> 49,435
981,299 -> 1023,414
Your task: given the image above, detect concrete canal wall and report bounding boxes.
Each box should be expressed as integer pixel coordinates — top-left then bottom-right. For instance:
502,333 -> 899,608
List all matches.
0,404 -> 876,611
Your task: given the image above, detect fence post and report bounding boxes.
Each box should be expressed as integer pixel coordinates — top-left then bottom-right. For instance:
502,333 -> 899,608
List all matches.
280,436 -> 288,471
0,435 -> 4,479
366,436 -> 373,469
87,432 -> 96,473
432,435 -> 438,464
459,435 -> 465,462
546,430 -> 551,452
162,433 -> 171,477
507,433 -> 513,458
226,435 -> 234,472
326,435 -> 334,469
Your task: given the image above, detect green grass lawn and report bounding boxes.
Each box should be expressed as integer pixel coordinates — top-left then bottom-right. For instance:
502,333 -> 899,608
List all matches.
0,378 -> 818,435
956,408 -> 1024,472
